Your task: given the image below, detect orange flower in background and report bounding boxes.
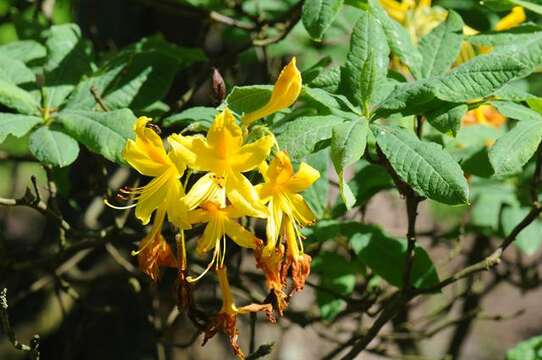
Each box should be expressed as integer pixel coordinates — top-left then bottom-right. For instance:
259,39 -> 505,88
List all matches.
462,105 -> 506,128
241,57 -> 302,126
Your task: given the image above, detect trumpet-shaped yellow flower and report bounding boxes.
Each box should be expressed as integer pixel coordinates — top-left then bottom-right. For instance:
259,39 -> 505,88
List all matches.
114,116 -> 189,229
241,57 -> 302,127
136,207 -> 177,281
495,6 -> 526,31
255,151 -> 319,295
169,108 -> 273,217
186,201 -> 262,282
203,266 -> 273,359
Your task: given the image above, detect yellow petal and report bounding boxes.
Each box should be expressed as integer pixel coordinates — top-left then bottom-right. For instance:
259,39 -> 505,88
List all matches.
285,192 -> 316,225
263,200 -> 283,257
230,135 -> 274,173
379,0 -> 408,22
197,219 -> 222,254
165,178 -> 190,229
207,108 -> 243,158
135,169 -> 176,224
187,208 -> 211,225
242,58 -> 302,126
184,173 -> 226,210
123,139 -> 170,177
124,117 -> 170,176
224,218 -> 259,249
168,134 -> 217,172
495,6 -> 526,31
226,172 -> 267,218
267,151 -> 294,184
285,162 -> 320,193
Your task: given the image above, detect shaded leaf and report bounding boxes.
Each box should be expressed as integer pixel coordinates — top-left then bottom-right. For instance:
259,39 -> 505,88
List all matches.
29,127 -> 79,167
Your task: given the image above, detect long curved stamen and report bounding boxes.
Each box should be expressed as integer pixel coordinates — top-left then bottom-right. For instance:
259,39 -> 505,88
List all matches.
104,199 -> 137,210
187,240 -> 220,283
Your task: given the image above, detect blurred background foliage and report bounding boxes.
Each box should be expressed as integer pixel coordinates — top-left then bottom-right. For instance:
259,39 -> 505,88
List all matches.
3,0 -> 542,359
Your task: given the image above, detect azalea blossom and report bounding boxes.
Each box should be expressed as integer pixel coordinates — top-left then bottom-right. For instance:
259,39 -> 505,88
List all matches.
241,57 -> 302,127
169,108 -> 273,217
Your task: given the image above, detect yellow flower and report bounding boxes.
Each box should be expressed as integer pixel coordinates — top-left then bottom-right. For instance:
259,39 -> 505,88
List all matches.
241,57 -> 302,127
203,266 -> 273,359
111,116 -> 189,229
169,108 -> 273,217
495,6 -> 526,31
186,201 -> 263,282
380,0 -> 447,42
255,151 -> 319,294
136,208 -> 177,281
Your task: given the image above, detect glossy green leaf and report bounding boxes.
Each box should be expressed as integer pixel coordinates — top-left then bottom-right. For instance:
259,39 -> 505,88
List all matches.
502,207 -> 542,255
302,148 -> 329,218
43,23 -> 92,108
372,124 -> 469,205
432,55 -> 529,102
426,103 -> 468,136
0,40 -> 46,63
341,10 -> 389,106
56,109 -> 136,164
162,106 -> 216,129
29,127 -> 79,167
226,85 -> 273,115
302,0 -> 344,41
0,55 -> 35,85
492,100 -> 542,122
0,113 -> 41,143
418,11 -> 464,78
0,78 -> 40,115
276,115 -> 343,161
489,119 -> 542,177
507,334 -> 542,360
331,119 -> 368,208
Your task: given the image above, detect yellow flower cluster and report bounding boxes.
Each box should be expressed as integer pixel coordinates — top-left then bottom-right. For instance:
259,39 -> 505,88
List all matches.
108,58 -> 316,358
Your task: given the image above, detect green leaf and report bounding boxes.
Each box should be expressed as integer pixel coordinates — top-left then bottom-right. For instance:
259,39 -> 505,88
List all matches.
374,79 -> 435,118
418,11 -> 464,78
302,148 -> 329,219
470,24 -> 542,47
56,109 -> 136,164
492,100 -> 542,122
0,40 -> 46,63
426,103 -> 468,136
331,120 -> 368,208
369,0 -> 422,79
302,0 -> 344,41
162,106 -> 217,129
346,223 -> 439,288
471,179 -> 518,229
65,36 -> 205,111
340,10 -> 389,106
276,115 -> 343,161
502,207 -> 542,255
309,66 -> 341,93
43,23 -> 92,108
0,78 -> 40,115
431,55 -> 529,102
507,334 -> 542,360
372,124 -> 469,205
0,55 -> 35,85
226,85 -> 273,115
29,127 -> 79,167
312,251 -> 357,320
0,113 -> 41,143
492,32 -> 542,71
489,119 -> 542,177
